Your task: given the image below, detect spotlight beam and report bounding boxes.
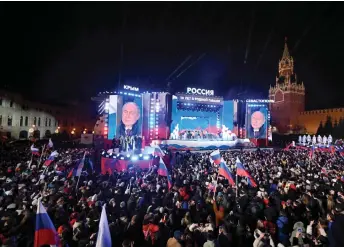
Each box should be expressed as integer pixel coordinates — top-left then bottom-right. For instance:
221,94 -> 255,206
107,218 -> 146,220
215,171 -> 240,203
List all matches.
166,55 -> 192,81
173,53 -> 206,80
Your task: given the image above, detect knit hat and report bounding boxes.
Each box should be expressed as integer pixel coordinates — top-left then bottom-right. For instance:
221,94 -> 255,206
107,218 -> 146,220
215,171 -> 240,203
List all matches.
174,230 -> 182,240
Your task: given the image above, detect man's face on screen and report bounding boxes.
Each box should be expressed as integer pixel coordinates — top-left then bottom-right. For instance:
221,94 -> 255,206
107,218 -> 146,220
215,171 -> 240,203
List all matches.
122,102 -> 140,127
251,111 -> 265,129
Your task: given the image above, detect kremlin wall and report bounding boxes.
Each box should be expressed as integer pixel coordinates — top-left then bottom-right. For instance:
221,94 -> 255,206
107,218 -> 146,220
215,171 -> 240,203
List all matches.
269,40 -> 344,135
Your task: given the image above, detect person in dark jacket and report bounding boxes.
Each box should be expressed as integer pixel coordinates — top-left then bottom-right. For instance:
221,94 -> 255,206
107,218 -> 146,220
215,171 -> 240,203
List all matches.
276,210 -> 289,247
217,225 -> 232,247
330,203 -> 344,247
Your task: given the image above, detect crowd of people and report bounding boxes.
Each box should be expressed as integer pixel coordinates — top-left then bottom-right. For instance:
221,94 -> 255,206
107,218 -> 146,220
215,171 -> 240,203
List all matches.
0,141 -> 344,247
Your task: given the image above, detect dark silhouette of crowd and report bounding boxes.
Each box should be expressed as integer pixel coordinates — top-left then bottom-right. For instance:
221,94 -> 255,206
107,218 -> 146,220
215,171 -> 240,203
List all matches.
0,142 -> 344,247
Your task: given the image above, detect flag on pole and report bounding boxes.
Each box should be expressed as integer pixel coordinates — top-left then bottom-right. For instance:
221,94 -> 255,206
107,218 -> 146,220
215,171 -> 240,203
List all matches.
309,145 -> 315,159
68,154 -> 85,178
218,159 -> 235,186
153,145 -> 165,157
34,200 -> 60,247
158,157 -> 172,190
95,205 -> 112,247
31,145 -> 40,156
236,157 -> 257,187
167,174 -> 173,190
47,138 -> 54,149
283,143 -> 291,151
44,151 -> 59,167
157,157 -> 168,176
85,158 -> 94,171
247,177 -> 256,187
210,150 -> 221,165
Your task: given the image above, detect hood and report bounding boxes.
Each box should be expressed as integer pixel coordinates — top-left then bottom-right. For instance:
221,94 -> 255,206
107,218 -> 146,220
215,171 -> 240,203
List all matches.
292,221 -> 304,230
203,240 -> 215,247
277,216 -> 288,228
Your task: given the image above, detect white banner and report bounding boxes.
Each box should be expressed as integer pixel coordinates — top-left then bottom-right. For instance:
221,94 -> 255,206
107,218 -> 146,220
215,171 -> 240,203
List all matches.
81,134 -> 94,145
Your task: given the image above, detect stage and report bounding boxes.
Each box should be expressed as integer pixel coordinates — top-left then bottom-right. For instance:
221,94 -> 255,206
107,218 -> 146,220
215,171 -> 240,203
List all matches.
154,138 -> 254,151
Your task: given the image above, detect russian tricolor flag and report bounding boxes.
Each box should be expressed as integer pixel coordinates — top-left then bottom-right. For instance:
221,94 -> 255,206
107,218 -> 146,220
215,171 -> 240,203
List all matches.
210,150 -> 221,165
47,138 -> 54,149
95,205 -> 112,247
236,157 -> 257,187
153,145 -> 165,157
68,153 -> 85,178
309,145 -> 315,159
34,200 -> 60,247
157,157 -> 168,176
167,174 -> 173,190
31,145 -> 40,156
218,159 -> 235,186
44,151 -> 59,167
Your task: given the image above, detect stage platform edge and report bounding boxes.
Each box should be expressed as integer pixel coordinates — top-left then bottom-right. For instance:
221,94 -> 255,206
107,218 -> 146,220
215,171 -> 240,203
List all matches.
153,138 -> 254,151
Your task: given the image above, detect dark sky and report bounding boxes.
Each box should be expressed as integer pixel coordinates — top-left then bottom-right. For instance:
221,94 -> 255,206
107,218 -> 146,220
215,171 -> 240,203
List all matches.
1,2 -> 343,110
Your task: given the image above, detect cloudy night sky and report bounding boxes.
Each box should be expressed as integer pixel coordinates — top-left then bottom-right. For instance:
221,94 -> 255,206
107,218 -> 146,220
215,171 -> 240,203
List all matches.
1,2 -> 343,110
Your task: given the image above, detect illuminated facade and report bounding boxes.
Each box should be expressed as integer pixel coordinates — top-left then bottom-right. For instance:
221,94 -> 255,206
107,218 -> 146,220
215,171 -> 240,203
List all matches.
269,39 -> 305,133
0,90 -> 94,139
297,108 -> 344,134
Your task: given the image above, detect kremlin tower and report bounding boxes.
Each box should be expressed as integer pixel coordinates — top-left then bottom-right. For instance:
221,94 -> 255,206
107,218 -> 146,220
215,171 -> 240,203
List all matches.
269,38 -> 305,133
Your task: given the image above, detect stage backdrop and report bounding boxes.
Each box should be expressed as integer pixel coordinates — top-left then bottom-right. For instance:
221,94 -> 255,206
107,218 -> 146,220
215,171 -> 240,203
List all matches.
245,103 -> 268,139
108,95 -> 118,139
171,98 -> 234,135
222,100 -> 234,132
108,94 -> 143,139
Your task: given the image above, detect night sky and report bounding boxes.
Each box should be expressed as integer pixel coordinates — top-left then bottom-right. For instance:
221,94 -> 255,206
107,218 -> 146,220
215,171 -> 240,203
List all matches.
1,2 -> 343,110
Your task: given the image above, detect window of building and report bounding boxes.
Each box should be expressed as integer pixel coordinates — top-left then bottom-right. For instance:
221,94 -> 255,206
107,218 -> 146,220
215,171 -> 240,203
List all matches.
20,116 -> 23,127
7,116 -> 12,126
10,101 -> 13,107
38,117 -> 41,127
0,98 -> 2,106
49,118 -> 51,127
0,115 -> 2,125
25,116 -> 28,126
45,118 -> 48,127
34,117 -> 37,125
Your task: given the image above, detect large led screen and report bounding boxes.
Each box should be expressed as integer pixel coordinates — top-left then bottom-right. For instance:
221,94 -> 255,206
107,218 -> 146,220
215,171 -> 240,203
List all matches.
108,95 -> 143,139
246,103 -> 268,139
222,100 -> 234,131
170,98 -> 234,136
108,95 -> 118,139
